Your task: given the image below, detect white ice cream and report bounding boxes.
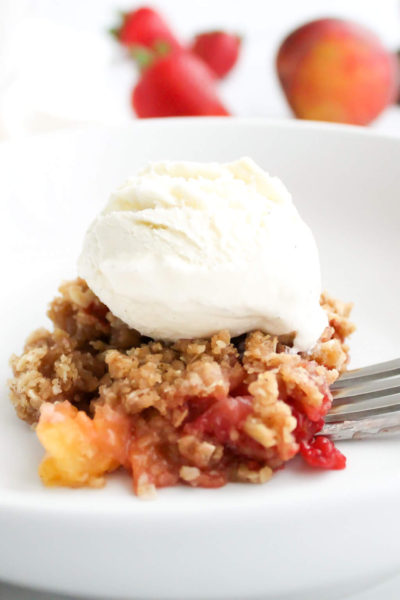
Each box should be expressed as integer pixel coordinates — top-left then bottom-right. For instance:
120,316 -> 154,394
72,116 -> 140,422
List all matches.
78,158 -> 327,351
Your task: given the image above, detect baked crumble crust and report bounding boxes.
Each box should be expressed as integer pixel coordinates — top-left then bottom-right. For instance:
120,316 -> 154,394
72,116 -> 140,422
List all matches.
8,278 -> 354,495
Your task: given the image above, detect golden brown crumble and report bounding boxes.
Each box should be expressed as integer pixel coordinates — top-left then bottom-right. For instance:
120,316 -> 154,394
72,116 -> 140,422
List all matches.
8,278 -> 354,495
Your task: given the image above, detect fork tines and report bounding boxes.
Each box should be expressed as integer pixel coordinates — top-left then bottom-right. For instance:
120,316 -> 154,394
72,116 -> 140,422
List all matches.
332,358 -> 400,388
326,358 -> 400,425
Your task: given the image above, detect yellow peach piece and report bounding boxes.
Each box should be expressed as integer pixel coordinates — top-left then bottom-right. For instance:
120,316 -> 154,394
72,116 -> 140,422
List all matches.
37,401 -> 131,488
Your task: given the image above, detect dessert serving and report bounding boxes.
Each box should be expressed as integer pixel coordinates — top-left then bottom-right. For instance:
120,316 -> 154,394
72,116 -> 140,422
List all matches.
9,158 -> 354,498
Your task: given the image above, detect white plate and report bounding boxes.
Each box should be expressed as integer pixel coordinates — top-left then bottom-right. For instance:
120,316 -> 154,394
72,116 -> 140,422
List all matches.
2,572 -> 400,600
0,119 -> 399,600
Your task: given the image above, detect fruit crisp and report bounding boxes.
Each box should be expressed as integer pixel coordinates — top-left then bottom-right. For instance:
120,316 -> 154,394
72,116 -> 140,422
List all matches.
9,278 -> 355,498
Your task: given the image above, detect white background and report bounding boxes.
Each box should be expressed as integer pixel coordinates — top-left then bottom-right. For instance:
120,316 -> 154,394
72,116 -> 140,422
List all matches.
1,0 -> 400,137
1,1 -> 400,598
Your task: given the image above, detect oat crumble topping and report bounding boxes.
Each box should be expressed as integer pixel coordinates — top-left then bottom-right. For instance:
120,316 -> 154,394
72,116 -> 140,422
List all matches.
8,278 -> 354,496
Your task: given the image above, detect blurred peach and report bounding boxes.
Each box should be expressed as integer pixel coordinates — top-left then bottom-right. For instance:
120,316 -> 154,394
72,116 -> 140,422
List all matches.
276,18 -> 398,125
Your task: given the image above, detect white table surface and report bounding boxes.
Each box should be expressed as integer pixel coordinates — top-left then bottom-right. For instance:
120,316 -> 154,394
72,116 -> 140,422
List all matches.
1,1 -> 400,598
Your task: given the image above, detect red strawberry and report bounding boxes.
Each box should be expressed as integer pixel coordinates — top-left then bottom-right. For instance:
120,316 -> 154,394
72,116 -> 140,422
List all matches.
191,31 -> 241,79
132,50 -> 230,117
111,7 -> 182,52
300,436 -> 346,470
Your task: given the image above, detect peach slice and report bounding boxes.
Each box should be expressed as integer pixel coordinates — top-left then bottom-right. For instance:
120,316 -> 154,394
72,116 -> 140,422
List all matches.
37,401 -> 132,488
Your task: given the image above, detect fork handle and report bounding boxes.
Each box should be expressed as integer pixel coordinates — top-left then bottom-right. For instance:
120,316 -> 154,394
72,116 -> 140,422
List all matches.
321,410 -> 400,441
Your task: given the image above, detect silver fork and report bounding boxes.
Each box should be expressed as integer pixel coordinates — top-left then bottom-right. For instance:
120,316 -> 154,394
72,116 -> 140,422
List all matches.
321,358 -> 400,440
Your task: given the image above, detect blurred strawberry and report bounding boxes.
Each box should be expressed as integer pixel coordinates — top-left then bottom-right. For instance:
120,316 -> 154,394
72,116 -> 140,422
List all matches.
110,7 -> 182,52
132,50 -> 230,117
191,31 -> 241,78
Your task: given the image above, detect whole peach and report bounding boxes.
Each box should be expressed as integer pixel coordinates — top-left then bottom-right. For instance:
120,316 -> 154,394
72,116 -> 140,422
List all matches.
276,18 -> 398,125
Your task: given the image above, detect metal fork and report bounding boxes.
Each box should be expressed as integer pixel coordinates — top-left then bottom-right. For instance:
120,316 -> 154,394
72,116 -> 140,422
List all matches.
321,358 -> 400,440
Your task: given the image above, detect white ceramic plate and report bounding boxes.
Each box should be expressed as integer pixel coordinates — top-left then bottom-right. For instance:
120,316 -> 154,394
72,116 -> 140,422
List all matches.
0,119 -> 399,600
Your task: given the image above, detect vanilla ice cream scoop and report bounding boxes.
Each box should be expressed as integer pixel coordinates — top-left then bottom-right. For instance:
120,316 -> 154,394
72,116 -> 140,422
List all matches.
78,158 -> 327,351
